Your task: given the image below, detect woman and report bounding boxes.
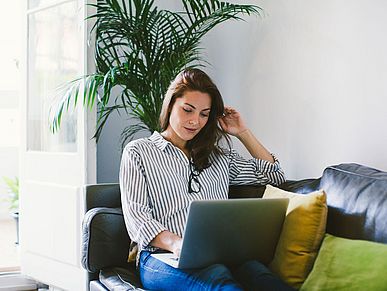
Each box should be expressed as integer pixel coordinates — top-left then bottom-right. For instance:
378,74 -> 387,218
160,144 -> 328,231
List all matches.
120,68 -> 292,290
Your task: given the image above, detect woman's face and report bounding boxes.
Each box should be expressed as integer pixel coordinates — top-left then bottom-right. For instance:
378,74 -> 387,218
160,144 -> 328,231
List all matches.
165,90 -> 212,147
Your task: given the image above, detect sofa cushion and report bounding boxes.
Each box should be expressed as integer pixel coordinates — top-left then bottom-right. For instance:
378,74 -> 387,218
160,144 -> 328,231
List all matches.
263,185 -> 327,289
90,280 -> 108,291
300,234 -> 387,291
319,164 -> 387,243
99,267 -> 145,290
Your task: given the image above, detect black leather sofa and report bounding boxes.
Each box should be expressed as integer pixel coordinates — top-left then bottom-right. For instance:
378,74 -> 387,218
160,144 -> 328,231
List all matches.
81,163 -> 387,290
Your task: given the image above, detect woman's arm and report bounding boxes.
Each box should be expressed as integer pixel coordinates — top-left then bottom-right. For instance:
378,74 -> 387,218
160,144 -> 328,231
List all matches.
219,106 -> 274,163
220,106 -> 285,186
121,147 -> 184,257
236,129 -> 274,163
120,147 -> 167,250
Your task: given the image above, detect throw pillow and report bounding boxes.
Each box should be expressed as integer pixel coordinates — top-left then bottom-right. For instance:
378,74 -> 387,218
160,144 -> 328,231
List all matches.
300,234 -> 387,291
263,185 -> 327,289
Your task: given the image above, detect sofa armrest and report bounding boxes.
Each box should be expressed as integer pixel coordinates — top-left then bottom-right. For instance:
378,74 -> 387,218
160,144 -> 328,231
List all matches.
82,207 -> 131,273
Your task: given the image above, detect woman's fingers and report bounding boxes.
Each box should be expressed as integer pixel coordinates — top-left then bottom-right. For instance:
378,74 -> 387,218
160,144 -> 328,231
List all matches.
223,106 -> 236,115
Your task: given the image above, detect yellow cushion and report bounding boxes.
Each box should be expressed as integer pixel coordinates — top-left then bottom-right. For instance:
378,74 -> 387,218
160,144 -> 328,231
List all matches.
263,185 -> 327,289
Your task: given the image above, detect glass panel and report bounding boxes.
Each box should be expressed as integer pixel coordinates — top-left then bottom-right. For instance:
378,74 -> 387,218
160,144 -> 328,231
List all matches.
27,1 -> 80,152
28,0 -> 58,10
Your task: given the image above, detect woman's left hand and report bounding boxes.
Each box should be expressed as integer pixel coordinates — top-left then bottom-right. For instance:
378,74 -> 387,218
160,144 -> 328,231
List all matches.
219,106 -> 248,137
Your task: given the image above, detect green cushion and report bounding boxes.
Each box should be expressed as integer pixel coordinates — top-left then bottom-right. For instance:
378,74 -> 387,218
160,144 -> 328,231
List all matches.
301,234 -> 387,291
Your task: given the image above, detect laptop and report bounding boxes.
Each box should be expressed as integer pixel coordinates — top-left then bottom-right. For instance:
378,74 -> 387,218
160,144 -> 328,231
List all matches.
151,198 -> 289,269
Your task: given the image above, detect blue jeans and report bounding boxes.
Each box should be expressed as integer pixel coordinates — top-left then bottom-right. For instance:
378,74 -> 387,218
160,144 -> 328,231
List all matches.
139,251 -> 294,291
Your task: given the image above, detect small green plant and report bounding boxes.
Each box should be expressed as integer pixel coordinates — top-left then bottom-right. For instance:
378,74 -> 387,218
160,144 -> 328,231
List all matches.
2,177 -> 19,212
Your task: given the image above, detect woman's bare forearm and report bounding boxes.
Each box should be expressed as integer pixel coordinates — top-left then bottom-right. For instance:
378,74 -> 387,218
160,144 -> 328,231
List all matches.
237,129 -> 275,163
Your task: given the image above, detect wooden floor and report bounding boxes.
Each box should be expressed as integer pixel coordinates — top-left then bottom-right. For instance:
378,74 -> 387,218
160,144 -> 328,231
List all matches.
0,274 -> 38,291
0,219 -> 50,290
0,218 -> 20,273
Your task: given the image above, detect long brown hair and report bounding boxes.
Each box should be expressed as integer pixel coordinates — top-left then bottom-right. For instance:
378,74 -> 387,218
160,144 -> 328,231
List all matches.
160,68 -> 230,170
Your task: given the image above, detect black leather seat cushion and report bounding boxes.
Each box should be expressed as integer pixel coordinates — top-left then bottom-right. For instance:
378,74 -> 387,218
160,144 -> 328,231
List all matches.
99,267 -> 145,291
90,280 -> 108,291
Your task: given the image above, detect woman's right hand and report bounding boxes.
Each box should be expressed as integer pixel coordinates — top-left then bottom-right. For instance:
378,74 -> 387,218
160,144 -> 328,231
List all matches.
150,230 -> 183,257
171,237 -> 183,258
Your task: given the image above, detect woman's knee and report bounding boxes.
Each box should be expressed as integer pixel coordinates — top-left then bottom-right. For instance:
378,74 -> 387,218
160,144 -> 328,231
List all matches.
196,264 -> 243,290
237,260 -> 272,276
206,263 -> 230,273
234,260 -> 294,291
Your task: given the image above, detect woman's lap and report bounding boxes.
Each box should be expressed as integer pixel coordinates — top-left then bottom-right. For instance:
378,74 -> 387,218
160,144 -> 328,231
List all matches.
139,251 -> 294,291
139,251 -> 243,291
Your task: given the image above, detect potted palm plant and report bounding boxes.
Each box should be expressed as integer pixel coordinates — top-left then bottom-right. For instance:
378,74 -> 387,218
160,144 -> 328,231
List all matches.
2,176 -> 19,245
50,0 -> 261,146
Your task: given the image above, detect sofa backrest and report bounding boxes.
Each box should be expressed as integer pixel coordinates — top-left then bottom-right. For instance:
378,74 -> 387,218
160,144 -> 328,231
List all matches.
85,184 -> 121,211
319,163 -> 387,244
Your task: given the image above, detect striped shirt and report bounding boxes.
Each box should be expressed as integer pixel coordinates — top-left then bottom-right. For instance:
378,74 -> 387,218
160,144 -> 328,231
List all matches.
119,131 -> 286,258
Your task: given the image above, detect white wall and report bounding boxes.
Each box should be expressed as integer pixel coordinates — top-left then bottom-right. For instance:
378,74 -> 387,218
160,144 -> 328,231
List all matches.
97,0 -> 387,181
203,0 -> 387,179
97,114 -> 126,183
